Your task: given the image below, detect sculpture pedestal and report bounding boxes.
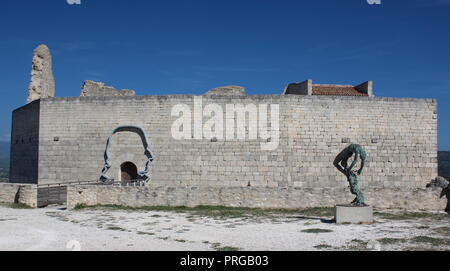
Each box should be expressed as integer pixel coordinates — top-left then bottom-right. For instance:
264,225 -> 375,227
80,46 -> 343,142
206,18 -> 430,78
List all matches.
335,205 -> 373,224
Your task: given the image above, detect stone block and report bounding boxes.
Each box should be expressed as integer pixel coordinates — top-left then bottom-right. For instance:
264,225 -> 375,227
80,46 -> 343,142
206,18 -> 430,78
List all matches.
335,205 -> 373,224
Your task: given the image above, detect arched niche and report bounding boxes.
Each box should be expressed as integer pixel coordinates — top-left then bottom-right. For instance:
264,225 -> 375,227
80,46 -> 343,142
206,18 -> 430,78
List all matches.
100,125 -> 155,184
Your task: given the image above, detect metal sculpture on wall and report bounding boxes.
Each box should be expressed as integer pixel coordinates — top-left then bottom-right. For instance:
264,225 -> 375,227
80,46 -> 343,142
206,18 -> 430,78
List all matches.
334,143 -> 367,206
100,125 -> 155,185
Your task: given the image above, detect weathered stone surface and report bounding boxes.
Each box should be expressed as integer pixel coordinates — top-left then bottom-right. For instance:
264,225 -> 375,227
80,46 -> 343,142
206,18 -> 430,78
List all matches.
427,176 -> 449,189
0,183 -> 37,208
26,44 -> 55,104
13,95 -> 438,190
66,185 -> 446,211
204,85 -> 245,96
80,80 -> 135,97
335,205 -> 373,224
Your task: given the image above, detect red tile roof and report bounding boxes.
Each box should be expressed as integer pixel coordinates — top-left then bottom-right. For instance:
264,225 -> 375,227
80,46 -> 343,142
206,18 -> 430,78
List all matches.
312,84 -> 368,96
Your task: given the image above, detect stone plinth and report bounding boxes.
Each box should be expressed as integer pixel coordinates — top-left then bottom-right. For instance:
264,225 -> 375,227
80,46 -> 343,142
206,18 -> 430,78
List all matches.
335,205 -> 373,224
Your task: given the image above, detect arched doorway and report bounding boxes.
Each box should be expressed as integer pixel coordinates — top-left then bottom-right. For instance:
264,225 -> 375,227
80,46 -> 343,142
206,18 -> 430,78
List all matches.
120,162 -> 138,185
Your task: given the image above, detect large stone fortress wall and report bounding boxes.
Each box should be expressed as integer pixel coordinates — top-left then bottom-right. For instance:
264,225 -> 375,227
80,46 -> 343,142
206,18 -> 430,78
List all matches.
9,45 -> 443,210
11,94 -> 437,195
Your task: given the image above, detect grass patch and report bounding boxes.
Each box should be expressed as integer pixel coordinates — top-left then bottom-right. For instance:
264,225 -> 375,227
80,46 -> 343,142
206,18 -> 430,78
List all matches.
314,244 -> 332,249
74,204 -> 195,213
374,211 -> 449,221
296,207 -> 335,217
411,236 -> 449,246
433,226 -> 450,234
416,226 -> 430,229
1,203 -> 33,209
301,228 -> 333,233
190,206 -> 262,218
71,204 -> 335,219
137,231 -> 155,236
45,212 -> 69,221
216,246 -> 240,251
73,204 -> 88,210
107,226 -> 126,231
351,239 -> 368,245
339,239 -> 370,251
378,238 -> 407,245
211,242 -> 240,251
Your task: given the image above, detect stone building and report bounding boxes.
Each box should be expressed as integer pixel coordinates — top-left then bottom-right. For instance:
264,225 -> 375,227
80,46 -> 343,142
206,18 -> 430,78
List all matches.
7,45 -> 444,210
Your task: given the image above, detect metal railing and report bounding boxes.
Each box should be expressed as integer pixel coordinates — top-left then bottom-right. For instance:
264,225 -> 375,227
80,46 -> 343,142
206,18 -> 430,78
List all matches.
105,179 -> 147,187
37,180 -> 101,188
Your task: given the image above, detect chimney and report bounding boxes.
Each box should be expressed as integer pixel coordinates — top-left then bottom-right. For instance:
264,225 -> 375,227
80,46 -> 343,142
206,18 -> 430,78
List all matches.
355,81 -> 373,97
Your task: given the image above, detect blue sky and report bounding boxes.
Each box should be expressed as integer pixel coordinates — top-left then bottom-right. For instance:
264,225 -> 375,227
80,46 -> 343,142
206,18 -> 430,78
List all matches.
0,0 -> 449,149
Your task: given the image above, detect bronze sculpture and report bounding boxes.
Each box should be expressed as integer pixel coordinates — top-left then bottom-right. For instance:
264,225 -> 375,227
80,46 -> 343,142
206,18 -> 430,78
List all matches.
427,176 -> 450,213
334,144 -> 367,206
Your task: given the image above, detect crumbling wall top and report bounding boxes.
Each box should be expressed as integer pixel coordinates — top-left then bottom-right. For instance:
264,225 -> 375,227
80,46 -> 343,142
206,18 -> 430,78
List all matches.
204,85 -> 245,96
80,80 -> 135,97
26,44 -> 55,104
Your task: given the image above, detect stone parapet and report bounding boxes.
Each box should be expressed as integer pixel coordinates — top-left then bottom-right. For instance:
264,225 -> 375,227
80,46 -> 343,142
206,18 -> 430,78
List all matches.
67,184 -> 446,212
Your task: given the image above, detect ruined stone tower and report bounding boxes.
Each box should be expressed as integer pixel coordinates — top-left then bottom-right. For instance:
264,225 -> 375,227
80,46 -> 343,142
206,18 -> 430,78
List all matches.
26,44 -> 55,104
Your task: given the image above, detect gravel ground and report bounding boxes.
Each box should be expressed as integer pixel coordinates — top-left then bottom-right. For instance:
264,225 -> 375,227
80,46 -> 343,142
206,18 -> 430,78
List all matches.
0,205 -> 448,251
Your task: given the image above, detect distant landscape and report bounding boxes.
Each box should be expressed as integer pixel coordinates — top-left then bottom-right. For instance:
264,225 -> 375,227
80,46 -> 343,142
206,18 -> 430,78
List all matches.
0,141 -> 9,182
0,142 -> 448,182
438,151 -> 450,179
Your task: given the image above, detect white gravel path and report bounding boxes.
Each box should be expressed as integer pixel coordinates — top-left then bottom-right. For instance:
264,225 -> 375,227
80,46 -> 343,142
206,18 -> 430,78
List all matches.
0,206 -> 448,251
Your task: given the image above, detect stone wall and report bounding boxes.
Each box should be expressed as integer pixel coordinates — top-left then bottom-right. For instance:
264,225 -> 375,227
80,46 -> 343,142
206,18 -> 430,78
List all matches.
10,100 -> 40,184
10,94 -> 439,209
0,183 -> 37,208
67,184 -> 447,211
